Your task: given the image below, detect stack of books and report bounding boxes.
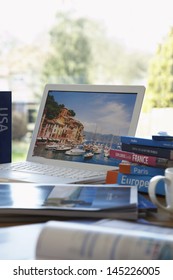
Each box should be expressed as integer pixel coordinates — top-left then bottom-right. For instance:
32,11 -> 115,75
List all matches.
0,182 -> 138,222
108,135 -> 173,195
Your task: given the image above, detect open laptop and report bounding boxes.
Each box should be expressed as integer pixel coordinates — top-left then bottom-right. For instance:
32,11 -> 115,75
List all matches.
0,84 -> 145,184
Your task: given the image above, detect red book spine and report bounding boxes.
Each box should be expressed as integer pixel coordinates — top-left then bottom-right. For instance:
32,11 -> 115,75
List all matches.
110,149 -> 172,167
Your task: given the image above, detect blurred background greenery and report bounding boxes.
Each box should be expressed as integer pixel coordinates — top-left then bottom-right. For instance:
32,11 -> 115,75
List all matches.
12,141 -> 29,162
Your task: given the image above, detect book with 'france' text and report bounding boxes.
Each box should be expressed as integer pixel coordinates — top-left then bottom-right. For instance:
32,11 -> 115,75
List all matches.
109,148 -> 173,168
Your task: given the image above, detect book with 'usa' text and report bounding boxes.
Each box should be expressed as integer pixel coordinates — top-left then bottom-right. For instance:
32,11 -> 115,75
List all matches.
0,91 -> 12,163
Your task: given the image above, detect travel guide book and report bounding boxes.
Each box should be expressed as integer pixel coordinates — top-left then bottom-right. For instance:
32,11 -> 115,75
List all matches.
121,142 -> 173,160
118,161 -> 165,176
0,183 -> 138,221
121,135 -> 173,149
109,148 -> 173,168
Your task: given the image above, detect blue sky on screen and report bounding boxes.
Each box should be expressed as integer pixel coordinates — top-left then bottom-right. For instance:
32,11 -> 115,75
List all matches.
48,91 -> 137,135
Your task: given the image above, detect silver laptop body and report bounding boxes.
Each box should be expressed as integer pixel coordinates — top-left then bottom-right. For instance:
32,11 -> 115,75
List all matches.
0,84 -> 145,184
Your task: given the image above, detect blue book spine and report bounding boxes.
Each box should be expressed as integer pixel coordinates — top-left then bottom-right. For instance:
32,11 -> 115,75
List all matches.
0,91 -> 12,163
119,161 -> 165,176
121,136 -> 173,149
129,165 -> 164,176
152,135 -> 173,141
138,194 -> 157,212
117,173 -> 165,195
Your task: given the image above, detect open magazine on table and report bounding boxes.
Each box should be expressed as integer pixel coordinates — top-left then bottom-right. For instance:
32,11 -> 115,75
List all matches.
36,219 -> 173,260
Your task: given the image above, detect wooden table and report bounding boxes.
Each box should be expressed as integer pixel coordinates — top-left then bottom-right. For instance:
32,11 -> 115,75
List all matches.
141,194 -> 173,227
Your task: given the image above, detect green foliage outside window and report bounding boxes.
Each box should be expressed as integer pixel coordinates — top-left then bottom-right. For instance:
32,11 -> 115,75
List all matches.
41,12 -> 149,86
42,12 -> 92,84
144,28 -> 173,111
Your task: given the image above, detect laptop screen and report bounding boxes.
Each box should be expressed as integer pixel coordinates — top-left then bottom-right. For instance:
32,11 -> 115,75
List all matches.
29,85 -> 145,169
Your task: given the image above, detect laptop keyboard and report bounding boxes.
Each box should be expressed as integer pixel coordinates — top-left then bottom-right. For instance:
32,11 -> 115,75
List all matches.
0,162 -> 105,179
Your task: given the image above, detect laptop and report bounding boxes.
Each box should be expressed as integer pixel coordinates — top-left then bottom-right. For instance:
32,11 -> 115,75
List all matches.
0,84 -> 145,184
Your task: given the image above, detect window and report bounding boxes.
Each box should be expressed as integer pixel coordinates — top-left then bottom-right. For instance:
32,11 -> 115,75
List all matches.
1,0 -> 173,160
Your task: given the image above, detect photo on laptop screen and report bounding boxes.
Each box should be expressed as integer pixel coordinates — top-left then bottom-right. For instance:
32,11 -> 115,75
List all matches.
32,86 -> 144,167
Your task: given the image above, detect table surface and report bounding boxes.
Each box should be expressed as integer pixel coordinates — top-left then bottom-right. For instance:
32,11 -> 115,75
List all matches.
0,223 -> 43,260
138,194 -> 173,227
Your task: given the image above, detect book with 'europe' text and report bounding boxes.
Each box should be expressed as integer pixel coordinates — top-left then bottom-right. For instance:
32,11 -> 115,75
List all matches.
113,171 -> 165,195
